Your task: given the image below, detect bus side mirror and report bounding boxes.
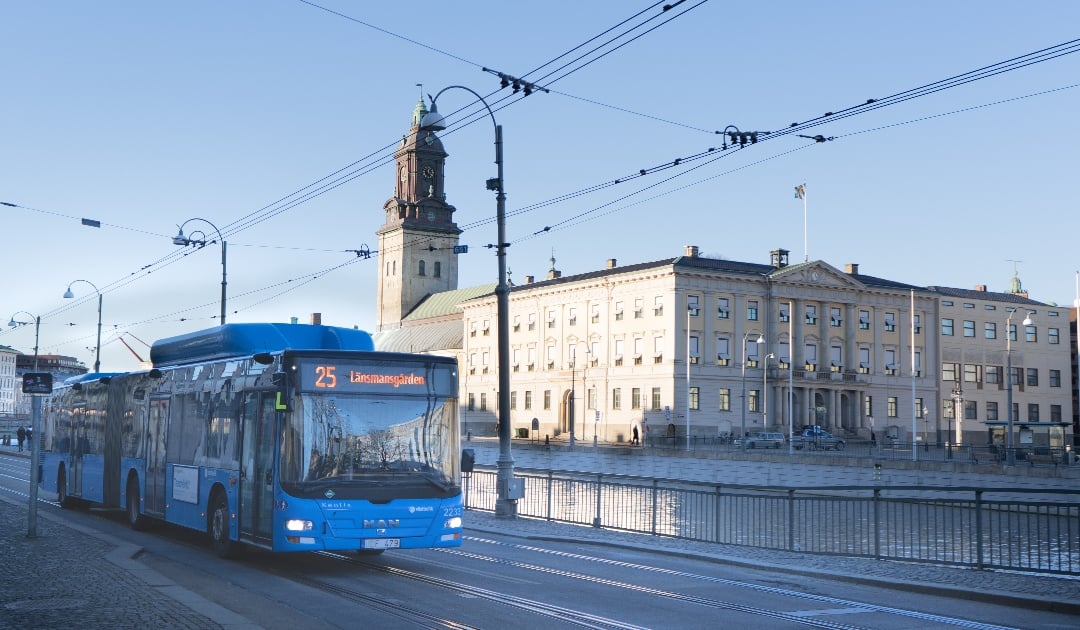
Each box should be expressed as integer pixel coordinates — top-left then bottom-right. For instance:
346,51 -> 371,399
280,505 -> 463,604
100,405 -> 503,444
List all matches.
461,448 -> 475,473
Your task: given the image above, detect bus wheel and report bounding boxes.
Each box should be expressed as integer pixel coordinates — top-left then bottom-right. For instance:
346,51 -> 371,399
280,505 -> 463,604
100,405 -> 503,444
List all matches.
57,468 -> 75,509
127,479 -> 148,531
208,491 -> 239,559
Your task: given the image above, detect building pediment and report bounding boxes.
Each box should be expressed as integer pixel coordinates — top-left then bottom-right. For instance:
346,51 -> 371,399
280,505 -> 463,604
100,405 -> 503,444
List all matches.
770,262 -> 865,290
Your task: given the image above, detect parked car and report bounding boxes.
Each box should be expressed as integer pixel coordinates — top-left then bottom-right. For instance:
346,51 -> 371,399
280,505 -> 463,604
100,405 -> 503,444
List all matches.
743,432 -> 785,449
794,428 -> 846,451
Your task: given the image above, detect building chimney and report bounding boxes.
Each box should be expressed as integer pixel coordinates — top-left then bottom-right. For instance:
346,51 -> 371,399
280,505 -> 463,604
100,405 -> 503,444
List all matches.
845,263 -> 859,275
525,275 -> 534,284
684,245 -> 699,257
607,258 -> 617,269
547,269 -> 562,280
310,312 -> 322,325
973,284 -> 987,292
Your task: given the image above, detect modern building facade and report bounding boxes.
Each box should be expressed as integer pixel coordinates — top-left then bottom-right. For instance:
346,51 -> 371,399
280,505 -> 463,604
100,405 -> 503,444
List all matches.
371,99 -> 1074,449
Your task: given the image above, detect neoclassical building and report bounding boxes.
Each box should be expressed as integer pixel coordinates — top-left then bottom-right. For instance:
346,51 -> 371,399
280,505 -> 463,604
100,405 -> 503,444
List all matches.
372,99 -> 1072,450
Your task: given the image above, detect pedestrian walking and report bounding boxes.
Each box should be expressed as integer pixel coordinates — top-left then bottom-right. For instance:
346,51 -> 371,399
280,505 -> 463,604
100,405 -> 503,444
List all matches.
16,426 -> 26,452
631,425 -> 640,446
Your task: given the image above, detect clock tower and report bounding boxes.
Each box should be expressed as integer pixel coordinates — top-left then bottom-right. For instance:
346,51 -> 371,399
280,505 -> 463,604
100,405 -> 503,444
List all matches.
376,96 -> 462,331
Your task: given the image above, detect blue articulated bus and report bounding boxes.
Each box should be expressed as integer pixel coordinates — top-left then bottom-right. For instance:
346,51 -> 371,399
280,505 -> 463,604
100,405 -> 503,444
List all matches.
40,323 -> 464,557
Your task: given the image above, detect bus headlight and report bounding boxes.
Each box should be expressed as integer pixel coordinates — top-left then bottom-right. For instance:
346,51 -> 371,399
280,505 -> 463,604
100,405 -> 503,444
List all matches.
285,519 -> 313,532
444,516 -> 462,529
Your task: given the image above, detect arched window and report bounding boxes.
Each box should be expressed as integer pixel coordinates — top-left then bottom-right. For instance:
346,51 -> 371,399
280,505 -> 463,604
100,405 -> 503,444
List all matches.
433,261 -> 441,278
418,260 -> 426,276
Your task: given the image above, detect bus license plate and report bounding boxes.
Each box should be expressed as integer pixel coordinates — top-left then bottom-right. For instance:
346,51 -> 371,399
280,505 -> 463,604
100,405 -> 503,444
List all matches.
362,538 -> 400,550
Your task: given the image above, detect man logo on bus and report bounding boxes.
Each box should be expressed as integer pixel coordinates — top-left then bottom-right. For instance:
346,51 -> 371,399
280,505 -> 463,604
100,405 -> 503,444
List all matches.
363,519 -> 400,529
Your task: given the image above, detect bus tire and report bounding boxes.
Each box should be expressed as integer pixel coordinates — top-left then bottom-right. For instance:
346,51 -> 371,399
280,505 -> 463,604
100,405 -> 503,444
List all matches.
209,490 -> 239,559
57,467 -> 75,509
127,478 -> 149,531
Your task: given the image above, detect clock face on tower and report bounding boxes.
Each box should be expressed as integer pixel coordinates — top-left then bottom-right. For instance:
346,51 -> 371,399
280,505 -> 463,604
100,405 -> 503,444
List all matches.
422,165 -> 435,180
426,210 -> 436,222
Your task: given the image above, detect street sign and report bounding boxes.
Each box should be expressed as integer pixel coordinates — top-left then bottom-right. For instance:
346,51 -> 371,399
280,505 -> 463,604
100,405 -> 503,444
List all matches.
22,373 -> 53,394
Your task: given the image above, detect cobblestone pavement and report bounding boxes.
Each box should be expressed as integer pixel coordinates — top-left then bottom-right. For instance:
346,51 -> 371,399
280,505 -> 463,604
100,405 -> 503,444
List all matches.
0,495 -> 262,629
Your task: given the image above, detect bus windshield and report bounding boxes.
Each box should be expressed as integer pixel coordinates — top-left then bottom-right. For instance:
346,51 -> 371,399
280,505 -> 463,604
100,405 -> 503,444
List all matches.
279,391 -> 459,497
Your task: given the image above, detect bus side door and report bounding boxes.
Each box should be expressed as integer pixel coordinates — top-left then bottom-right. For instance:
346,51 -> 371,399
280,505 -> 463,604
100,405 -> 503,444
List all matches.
239,392 -> 276,541
145,397 -> 169,516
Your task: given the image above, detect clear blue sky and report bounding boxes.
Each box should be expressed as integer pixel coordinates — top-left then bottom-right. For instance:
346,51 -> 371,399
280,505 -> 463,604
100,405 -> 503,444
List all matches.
2,1 -> 1078,372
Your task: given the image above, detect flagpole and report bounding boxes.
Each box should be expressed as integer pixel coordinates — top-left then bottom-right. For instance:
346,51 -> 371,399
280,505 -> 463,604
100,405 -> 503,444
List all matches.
911,289 -> 918,462
794,183 -> 808,262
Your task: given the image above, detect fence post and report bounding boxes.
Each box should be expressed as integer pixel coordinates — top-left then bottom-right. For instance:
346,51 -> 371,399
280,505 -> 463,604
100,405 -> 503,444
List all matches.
873,487 -> 881,559
715,486 -> 723,544
651,479 -> 659,536
593,473 -> 603,527
546,471 -> 554,521
975,489 -> 984,569
787,489 -> 795,552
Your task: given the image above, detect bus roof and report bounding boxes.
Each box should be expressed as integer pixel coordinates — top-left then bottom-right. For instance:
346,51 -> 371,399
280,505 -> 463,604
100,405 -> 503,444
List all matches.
150,323 -> 375,367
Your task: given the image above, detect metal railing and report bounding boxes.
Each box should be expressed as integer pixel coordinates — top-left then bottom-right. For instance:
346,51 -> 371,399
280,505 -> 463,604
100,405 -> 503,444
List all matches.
464,466 -> 1080,576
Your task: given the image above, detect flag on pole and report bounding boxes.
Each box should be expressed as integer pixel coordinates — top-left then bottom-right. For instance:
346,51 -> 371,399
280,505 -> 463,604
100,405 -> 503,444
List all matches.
794,184 -> 805,200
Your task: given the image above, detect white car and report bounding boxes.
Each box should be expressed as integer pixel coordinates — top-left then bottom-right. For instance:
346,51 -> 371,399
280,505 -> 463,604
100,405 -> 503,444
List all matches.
743,432 -> 785,449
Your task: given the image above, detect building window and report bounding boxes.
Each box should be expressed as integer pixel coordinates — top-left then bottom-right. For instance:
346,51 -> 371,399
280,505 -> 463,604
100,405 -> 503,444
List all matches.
913,314 -> 922,334
747,300 -> 759,321
612,388 -> 621,410
1026,368 -> 1038,387
986,365 -> 1002,385
964,400 -> 977,420
587,388 -> 596,410
963,320 -> 975,337
524,391 -> 532,410
418,260 -> 426,276
941,362 -> 958,382
631,387 -> 641,410
480,393 -> 488,411
830,307 -> 842,327
651,387 -> 661,411
805,305 -> 817,325
634,298 -> 644,319
689,335 -> 700,364
614,301 -> 624,321
748,390 -> 759,413
941,318 -> 953,336
1024,324 -> 1037,343
864,396 -> 872,417
654,296 -> 663,316
468,393 -> 475,411
569,307 -> 577,326
544,390 -> 551,410
1051,404 -> 1062,422
1048,327 -> 1060,344
1008,323 -> 1017,341
984,322 -> 996,339
689,387 -> 700,410
887,396 -> 897,418
986,401 -> 999,421
510,391 -> 517,410
916,398 -> 925,418
964,364 -> 981,383
884,312 -> 896,332
1010,366 -> 1022,387
717,297 -> 730,319
778,302 -> 789,323
1028,403 -> 1039,422
718,388 -> 730,411
859,310 -> 870,330
1050,369 -> 1061,387
716,337 -> 731,366
687,295 -> 700,317
433,261 -> 441,278
591,304 -> 600,323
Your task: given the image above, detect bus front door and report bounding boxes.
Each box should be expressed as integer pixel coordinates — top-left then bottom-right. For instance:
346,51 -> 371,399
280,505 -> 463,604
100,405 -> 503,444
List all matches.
239,392 -> 276,542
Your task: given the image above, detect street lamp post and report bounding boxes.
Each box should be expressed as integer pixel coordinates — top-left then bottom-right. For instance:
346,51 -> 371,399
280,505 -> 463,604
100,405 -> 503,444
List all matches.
63,279 -> 102,373
421,85 -> 515,517
762,353 -> 776,431
172,218 -> 227,325
9,311 -> 41,538
1005,310 -> 1034,465
740,331 -> 764,451
569,345 -> 576,448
